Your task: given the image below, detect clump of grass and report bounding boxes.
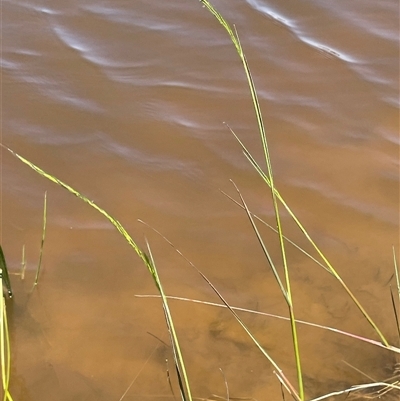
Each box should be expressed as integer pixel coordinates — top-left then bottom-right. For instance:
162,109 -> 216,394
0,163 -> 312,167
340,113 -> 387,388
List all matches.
1,0 -> 398,399
198,0 -> 394,398
0,145 -> 193,401
6,136 -> 397,399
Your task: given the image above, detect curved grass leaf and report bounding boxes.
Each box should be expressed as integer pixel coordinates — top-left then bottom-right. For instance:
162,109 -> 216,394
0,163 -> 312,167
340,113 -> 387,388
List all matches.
2,145 -> 192,401
34,191 -> 47,287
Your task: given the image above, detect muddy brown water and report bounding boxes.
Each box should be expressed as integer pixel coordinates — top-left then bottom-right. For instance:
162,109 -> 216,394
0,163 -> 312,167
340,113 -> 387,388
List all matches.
1,0 -> 399,399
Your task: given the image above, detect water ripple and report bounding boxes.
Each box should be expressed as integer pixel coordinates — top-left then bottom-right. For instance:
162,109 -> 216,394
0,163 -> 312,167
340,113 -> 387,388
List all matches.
95,133 -> 200,176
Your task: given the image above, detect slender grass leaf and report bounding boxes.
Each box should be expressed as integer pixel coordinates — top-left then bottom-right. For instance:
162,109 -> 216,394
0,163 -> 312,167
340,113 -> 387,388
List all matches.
0,296 -> 13,401
34,191 -> 47,286
230,180 -> 288,303
145,240 -> 192,401
137,295 -> 400,354
393,246 -> 399,304
0,247 -> 12,299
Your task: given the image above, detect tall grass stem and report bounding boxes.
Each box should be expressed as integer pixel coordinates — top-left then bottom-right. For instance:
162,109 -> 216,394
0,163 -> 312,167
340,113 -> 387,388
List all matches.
0,247 -> 12,299
34,191 -> 47,286
199,1 -> 304,396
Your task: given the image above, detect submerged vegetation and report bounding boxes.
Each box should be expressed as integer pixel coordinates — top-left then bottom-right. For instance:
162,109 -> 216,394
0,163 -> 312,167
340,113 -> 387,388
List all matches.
1,1 -> 399,400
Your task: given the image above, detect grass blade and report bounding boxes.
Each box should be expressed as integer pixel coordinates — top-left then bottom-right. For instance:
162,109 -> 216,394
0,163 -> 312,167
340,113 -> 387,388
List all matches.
393,246 -> 399,304
2,145 -> 150,270
137,295 -> 400,354
392,247 -> 400,343
390,287 -> 400,343
230,180 -> 288,303
0,296 -> 13,401
0,247 -> 12,299
145,240 -> 192,401
308,382 -> 400,401
20,245 -> 27,280
34,191 -> 47,286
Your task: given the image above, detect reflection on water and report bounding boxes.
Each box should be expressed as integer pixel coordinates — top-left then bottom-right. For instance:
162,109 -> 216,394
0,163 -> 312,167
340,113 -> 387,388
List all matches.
1,0 -> 399,399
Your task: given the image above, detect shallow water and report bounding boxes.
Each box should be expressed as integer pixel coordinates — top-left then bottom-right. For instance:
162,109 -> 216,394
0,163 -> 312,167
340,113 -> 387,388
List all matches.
1,0 -> 399,399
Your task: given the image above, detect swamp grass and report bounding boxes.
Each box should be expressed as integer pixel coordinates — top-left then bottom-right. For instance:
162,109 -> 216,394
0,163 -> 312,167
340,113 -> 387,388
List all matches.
33,191 -> 47,287
0,246 -> 13,401
1,0 -> 400,399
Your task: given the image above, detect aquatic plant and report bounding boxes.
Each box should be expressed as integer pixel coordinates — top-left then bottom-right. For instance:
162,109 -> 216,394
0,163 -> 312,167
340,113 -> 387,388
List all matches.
0,246 -> 13,401
1,0 -> 399,400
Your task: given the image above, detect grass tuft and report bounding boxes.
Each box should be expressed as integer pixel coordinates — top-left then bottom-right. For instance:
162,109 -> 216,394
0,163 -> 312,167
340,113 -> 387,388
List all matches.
0,1 -> 397,399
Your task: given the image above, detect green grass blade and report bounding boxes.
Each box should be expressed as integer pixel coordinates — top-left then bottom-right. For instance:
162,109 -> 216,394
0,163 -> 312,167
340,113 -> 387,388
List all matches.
20,245 -> 27,280
34,191 -> 47,286
390,287 -> 400,342
392,247 -> 400,342
230,181 -> 288,303
393,246 -> 399,304
0,247 -> 12,299
0,249 -> 13,400
0,296 -> 13,401
4,300 -> 12,401
0,295 -> 5,399
3,146 -> 150,269
145,241 -> 192,401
